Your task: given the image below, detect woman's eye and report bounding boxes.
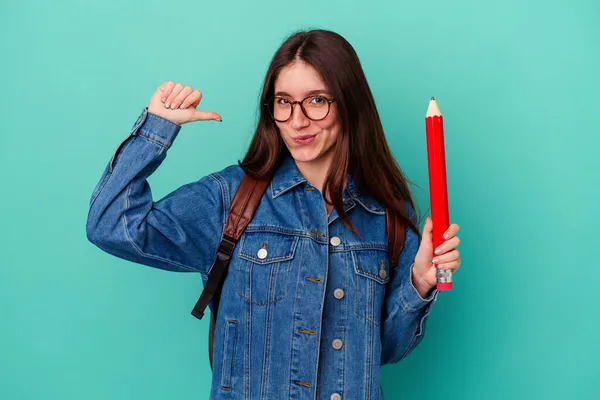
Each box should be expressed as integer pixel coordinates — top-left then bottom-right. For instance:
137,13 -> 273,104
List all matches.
310,96 -> 325,104
276,98 -> 290,105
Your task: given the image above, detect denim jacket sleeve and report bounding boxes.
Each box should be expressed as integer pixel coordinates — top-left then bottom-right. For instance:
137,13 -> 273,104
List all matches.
86,107 -> 226,276
380,202 -> 439,365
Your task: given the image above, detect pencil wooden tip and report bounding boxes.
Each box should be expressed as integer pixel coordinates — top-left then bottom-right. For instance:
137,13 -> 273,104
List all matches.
426,97 -> 442,117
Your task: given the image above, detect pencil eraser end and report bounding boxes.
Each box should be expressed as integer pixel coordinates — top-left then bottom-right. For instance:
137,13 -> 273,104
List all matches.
436,282 -> 453,291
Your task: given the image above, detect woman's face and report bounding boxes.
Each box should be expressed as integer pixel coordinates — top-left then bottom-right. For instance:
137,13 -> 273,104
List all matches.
273,60 -> 341,166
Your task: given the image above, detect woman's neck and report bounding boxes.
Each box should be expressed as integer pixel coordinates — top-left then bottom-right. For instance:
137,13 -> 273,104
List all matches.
295,155 -> 330,193
294,152 -> 346,204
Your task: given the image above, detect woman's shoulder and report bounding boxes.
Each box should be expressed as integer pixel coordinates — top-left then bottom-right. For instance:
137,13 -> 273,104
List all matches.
210,163 -> 245,184
200,163 -> 247,206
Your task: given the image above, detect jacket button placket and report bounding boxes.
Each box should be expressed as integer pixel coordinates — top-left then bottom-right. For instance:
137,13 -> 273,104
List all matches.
289,186 -> 331,399
324,232 -> 346,399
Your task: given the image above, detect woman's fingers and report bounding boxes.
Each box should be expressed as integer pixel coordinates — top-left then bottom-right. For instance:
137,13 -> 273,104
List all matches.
180,89 -> 202,109
171,86 -> 194,109
432,249 -> 460,265
434,235 -> 460,255
160,81 -> 175,102
443,223 -> 460,240
165,83 -> 184,108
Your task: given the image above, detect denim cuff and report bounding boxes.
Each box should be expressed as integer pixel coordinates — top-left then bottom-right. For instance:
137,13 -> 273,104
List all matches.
131,107 -> 181,149
399,263 -> 438,312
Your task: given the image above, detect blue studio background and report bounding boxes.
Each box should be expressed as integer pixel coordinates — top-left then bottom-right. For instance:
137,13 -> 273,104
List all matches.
1,0 -> 599,399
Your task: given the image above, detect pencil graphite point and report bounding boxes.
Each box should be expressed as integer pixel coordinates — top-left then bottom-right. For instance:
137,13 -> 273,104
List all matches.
431,96 -> 435,100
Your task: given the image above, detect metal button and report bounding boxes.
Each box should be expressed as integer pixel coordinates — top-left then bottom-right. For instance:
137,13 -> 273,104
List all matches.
332,339 -> 343,350
330,236 -> 341,247
333,289 -> 345,299
331,394 -> 342,400
257,248 -> 268,259
379,268 -> 387,279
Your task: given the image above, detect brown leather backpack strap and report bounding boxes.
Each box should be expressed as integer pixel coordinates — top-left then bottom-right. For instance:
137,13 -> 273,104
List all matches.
208,313 -> 216,369
224,174 -> 270,240
192,173 -> 271,321
386,202 -> 406,267
190,172 -> 271,369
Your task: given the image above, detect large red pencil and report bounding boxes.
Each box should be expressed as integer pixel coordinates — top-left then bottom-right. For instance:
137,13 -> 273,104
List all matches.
425,97 -> 452,290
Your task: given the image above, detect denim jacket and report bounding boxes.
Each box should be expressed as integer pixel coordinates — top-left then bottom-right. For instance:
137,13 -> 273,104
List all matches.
86,107 -> 439,400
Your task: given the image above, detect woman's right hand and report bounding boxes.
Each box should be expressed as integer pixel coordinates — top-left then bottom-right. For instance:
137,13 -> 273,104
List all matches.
147,81 -> 223,125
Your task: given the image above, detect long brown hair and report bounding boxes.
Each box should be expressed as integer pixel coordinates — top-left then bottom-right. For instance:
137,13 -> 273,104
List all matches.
240,29 -> 421,239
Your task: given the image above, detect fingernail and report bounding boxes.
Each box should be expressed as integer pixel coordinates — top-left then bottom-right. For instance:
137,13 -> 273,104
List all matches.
443,234 -> 448,240
179,104 -> 184,109
165,102 -> 170,108
161,98 -> 166,103
432,258 -> 439,264
170,104 -> 175,110
434,249 -> 440,255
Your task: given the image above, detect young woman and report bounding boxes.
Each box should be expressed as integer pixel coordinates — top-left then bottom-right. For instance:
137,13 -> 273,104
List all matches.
87,29 -> 461,400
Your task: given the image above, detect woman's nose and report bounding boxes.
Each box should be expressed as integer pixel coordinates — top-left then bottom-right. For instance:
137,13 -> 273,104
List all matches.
290,104 -> 310,129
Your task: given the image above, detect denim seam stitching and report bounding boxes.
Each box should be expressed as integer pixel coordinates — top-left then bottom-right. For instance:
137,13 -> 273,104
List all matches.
289,194 -> 306,399
145,111 -> 182,128
260,273 -> 275,398
230,321 -> 238,389
137,132 -> 170,149
109,135 -> 136,173
206,173 -> 228,276
366,300 -> 373,399
398,295 -> 438,361
347,191 -> 385,215
89,172 -> 111,209
220,319 -> 230,389
209,173 -> 229,229
352,250 -> 387,325
314,225 -> 328,395
341,249 -> 349,396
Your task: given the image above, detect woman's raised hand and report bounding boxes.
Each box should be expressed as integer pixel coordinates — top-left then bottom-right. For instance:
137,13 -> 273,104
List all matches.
147,81 -> 222,125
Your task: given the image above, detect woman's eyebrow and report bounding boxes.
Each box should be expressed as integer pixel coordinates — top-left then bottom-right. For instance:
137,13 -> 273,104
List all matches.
274,89 -> 330,97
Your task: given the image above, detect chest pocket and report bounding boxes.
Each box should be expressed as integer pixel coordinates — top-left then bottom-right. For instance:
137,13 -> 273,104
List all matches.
235,231 -> 300,306
352,249 -> 390,326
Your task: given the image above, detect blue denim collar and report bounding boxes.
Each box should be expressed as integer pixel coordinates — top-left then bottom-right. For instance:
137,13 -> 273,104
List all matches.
270,152 -> 385,214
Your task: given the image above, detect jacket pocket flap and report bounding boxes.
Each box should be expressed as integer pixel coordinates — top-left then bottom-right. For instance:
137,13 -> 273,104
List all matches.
352,249 -> 390,284
238,232 -> 299,265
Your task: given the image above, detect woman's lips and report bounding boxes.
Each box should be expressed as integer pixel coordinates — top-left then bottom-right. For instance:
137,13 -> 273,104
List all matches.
292,134 -> 317,145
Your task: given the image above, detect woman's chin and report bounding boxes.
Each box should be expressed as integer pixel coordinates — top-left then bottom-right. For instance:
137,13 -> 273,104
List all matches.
288,148 -> 320,163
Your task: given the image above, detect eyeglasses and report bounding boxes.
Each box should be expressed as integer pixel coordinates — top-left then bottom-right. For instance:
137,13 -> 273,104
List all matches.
265,95 -> 336,122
